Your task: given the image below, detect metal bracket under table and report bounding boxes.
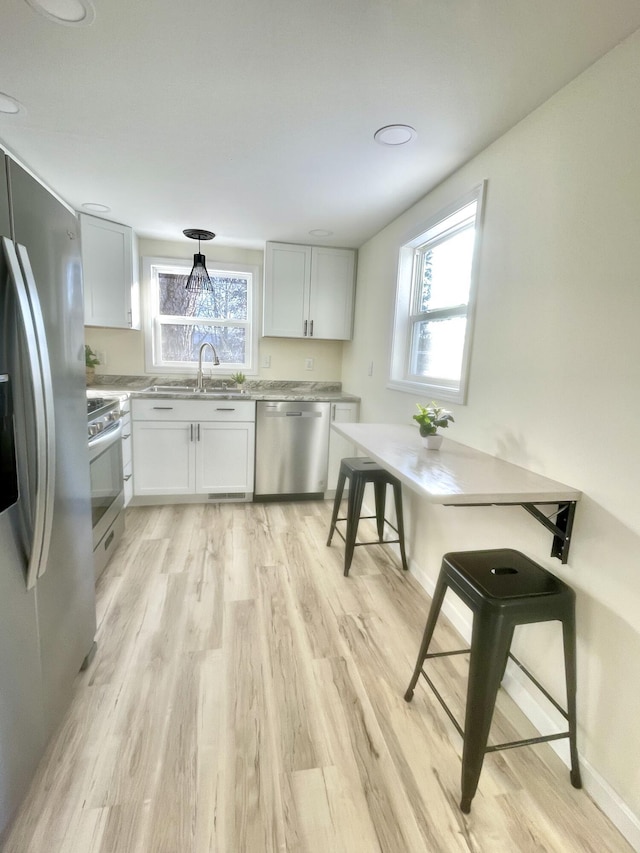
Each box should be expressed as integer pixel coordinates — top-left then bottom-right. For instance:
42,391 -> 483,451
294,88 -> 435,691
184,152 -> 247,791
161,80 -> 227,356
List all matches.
449,500 -> 577,564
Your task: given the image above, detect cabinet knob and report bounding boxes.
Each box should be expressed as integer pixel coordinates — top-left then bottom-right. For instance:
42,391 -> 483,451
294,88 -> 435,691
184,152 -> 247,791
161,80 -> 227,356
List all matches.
303,319 -> 308,336
310,319 -> 314,336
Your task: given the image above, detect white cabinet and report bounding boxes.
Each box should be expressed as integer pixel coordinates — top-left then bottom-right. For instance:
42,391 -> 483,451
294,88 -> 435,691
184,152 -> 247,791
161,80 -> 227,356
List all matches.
121,399 -> 133,507
131,399 -> 255,501
263,242 -> 356,340
132,421 -> 194,496
327,401 -> 360,493
80,213 -> 140,329
195,421 -> 255,493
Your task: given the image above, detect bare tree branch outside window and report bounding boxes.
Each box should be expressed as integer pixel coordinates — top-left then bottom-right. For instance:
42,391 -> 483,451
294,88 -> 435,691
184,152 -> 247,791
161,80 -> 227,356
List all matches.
155,269 -> 251,366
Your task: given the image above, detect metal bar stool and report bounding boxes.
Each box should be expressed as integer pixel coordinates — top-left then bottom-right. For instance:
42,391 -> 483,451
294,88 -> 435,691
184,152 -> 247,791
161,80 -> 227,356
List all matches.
327,457 -> 409,576
404,548 -> 581,813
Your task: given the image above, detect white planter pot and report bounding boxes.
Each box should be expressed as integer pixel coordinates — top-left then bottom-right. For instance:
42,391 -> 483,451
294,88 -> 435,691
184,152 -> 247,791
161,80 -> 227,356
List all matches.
421,433 -> 443,450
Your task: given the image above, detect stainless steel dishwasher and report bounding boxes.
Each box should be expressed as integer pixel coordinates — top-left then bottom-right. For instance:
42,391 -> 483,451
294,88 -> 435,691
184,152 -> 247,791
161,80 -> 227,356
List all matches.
254,401 -> 330,499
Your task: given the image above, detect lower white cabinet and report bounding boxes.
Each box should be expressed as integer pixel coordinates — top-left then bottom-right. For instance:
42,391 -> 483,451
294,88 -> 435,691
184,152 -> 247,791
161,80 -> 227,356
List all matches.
195,421 -> 254,492
327,401 -> 360,493
132,399 -> 255,501
132,421 -> 194,495
121,400 -> 133,506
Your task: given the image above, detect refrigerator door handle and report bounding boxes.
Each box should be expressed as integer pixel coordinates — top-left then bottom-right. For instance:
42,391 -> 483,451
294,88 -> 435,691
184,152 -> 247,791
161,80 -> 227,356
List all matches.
16,244 -> 56,587
2,237 -> 55,588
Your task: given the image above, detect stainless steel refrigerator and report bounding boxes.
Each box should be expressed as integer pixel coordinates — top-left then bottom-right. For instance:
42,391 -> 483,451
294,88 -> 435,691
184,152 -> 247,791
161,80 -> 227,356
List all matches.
0,150 -> 96,837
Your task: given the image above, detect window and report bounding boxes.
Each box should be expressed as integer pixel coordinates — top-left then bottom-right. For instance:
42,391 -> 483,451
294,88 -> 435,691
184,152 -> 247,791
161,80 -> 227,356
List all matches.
389,182 -> 485,403
143,257 -> 260,374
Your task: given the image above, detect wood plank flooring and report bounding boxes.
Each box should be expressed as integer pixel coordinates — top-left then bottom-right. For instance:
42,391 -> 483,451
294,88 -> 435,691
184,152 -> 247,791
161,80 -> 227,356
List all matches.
1,501 -> 633,852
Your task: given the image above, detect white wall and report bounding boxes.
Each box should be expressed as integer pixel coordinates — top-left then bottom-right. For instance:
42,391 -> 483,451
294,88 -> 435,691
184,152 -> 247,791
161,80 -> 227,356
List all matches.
342,29 -> 640,839
85,238 -> 344,382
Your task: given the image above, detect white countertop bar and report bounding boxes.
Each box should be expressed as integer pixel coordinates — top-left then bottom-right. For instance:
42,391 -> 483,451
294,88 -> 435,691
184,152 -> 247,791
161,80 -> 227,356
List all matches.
331,423 -> 581,506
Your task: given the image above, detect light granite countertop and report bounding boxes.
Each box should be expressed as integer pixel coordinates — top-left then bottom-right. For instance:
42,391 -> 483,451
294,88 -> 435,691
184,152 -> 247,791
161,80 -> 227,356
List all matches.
87,375 -> 360,403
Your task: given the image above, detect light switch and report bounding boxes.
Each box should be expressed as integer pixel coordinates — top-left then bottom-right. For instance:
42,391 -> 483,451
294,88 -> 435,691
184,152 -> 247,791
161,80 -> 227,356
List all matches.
305,358 -> 314,370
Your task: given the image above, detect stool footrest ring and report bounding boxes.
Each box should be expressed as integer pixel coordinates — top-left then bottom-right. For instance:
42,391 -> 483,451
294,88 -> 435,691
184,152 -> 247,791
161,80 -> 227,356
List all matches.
414,648 -> 574,752
332,517 -> 403,549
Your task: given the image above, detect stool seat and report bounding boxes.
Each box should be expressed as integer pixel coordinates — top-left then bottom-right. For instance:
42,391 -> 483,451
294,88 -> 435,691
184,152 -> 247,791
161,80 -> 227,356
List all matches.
404,548 -> 581,813
327,457 -> 408,576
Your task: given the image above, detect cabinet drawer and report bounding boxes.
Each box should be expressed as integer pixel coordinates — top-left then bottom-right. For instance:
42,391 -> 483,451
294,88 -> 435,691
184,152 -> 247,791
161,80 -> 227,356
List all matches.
121,414 -> 132,467
132,398 -> 256,422
123,461 -> 133,507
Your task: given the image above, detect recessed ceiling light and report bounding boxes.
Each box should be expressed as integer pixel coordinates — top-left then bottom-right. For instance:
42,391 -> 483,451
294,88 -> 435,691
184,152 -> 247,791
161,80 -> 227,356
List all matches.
24,0 -> 96,26
309,229 -> 333,237
0,92 -> 23,115
82,202 -> 111,213
374,124 -> 417,146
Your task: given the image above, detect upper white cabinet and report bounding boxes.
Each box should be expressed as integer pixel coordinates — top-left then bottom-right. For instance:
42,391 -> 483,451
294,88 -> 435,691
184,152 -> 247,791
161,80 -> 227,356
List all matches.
263,242 -> 356,340
80,213 -> 140,329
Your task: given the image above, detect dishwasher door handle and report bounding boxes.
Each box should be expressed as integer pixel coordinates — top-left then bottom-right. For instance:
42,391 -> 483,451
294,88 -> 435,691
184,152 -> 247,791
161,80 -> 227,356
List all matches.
264,410 -> 321,418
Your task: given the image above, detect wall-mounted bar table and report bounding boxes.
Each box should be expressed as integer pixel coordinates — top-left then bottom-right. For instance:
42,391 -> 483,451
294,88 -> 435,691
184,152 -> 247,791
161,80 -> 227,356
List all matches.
331,423 -> 581,563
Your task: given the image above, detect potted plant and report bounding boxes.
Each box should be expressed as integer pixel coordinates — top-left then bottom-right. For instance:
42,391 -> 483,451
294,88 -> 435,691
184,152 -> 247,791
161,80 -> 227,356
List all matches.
85,345 -> 100,385
412,402 -> 454,450
230,371 -> 246,392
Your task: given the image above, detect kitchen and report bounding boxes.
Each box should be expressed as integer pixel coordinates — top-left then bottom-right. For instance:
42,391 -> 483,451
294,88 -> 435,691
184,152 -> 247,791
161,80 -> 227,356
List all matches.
2,1 -> 640,851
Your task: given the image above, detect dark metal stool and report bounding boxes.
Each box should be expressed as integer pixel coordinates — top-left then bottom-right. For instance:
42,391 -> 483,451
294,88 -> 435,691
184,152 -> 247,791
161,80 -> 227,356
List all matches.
404,548 -> 581,813
327,457 -> 409,576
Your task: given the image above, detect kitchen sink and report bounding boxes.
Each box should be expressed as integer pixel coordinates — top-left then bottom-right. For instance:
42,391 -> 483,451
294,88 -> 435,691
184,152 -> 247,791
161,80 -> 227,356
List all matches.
143,385 -> 195,393
204,391 -> 248,397
142,385 -> 248,398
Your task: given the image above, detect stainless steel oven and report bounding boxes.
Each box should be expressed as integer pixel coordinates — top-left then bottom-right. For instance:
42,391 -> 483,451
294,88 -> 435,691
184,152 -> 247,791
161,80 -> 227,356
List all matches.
87,396 -> 124,578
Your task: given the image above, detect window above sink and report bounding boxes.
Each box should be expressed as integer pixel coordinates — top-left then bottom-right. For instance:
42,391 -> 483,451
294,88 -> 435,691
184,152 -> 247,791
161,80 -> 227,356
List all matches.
142,256 -> 260,376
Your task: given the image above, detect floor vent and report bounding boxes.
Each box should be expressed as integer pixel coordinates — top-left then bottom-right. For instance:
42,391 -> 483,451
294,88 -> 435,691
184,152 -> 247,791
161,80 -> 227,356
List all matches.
207,493 -> 246,501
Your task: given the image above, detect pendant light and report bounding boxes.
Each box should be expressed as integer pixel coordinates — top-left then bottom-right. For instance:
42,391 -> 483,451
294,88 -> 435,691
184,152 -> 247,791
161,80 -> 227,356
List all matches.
183,228 -> 216,292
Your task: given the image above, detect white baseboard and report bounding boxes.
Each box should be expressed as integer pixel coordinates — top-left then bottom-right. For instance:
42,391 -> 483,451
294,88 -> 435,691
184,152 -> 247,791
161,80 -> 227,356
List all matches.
408,560 -> 640,852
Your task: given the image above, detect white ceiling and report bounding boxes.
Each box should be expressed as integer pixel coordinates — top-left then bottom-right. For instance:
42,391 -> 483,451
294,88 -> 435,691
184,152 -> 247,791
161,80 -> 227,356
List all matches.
1,0 -> 640,250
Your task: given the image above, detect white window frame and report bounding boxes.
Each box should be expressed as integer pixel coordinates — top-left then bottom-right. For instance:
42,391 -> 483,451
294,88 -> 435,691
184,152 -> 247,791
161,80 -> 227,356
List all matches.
388,181 -> 486,404
142,256 -> 261,375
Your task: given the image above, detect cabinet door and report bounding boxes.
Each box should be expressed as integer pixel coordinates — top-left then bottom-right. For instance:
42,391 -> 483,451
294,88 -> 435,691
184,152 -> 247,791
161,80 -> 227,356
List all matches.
309,247 -> 355,340
195,422 -> 255,494
81,213 -> 134,328
263,242 -> 311,337
121,411 -> 133,507
132,421 -> 194,495
327,402 -> 359,492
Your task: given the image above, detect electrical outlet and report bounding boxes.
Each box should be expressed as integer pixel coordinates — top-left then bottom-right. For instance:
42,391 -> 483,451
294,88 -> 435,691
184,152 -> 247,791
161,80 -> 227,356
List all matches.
97,350 -> 106,367
261,354 -> 271,368
305,357 -> 314,370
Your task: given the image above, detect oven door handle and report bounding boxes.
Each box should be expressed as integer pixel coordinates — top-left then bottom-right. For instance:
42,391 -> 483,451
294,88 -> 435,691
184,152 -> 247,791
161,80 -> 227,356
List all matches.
3,239 -> 56,590
88,420 -> 123,461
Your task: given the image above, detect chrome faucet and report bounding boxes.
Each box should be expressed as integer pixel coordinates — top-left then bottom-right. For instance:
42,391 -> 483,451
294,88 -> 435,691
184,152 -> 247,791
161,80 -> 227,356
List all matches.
196,342 -> 220,391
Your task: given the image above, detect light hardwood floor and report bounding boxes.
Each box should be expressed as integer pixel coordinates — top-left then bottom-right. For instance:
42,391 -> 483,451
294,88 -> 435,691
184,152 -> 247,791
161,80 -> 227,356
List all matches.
1,501 -> 633,852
